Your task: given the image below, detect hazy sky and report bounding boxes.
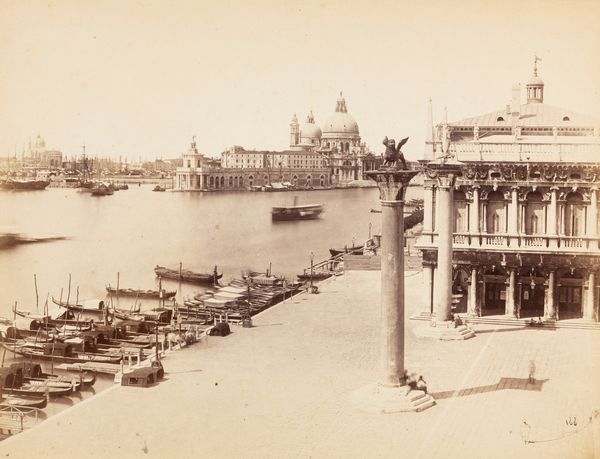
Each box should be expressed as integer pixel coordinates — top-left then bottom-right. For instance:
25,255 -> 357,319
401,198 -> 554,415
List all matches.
1,0 -> 599,161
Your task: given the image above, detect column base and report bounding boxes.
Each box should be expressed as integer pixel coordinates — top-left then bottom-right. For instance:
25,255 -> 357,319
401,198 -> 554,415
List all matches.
350,383 -> 435,413
413,322 -> 476,340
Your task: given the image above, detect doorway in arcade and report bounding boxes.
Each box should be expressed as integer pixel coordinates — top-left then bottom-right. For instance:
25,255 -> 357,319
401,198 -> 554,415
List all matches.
557,269 -> 584,320
482,274 -> 506,316
558,285 -> 583,320
518,282 -> 545,319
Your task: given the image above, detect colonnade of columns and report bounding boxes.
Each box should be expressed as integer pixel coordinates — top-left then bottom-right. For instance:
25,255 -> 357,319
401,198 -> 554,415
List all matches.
421,183 -> 599,247
422,262 -> 598,322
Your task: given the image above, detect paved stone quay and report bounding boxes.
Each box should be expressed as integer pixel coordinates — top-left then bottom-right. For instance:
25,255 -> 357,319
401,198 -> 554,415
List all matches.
1,270 -> 599,459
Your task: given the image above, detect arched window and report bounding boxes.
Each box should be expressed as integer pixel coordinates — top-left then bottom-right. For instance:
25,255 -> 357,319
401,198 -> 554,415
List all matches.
345,142 -> 350,152
564,192 -> 584,236
228,176 -> 233,187
496,116 -> 505,122
210,176 -> 215,188
453,191 -> 468,232
525,191 -> 544,235
220,177 -> 225,187
486,190 -> 505,234
562,116 -> 570,121
320,175 -> 325,187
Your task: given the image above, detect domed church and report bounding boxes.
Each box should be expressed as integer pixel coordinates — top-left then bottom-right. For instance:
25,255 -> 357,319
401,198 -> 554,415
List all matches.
289,93 -> 378,185
175,93 -> 380,191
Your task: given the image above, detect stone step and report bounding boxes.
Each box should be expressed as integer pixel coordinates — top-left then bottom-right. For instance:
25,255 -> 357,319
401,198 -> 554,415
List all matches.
410,312 -> 600,330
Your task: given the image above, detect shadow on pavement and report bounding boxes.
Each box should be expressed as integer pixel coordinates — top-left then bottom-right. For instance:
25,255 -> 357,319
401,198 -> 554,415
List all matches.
473,326 -> 556,334
430,377 -> 550,400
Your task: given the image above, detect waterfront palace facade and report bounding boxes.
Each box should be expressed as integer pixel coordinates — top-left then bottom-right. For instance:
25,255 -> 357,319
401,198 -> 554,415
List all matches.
417,65 -> 600,322
174,93 -> 381,190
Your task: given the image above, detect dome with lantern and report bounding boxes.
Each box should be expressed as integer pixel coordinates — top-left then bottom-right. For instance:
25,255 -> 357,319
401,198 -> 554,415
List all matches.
300,111 -> 322,142
322,93 -> 359,136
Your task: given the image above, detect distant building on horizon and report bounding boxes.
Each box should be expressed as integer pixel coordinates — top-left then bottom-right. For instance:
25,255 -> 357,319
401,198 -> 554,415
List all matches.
174,93 -> 382,191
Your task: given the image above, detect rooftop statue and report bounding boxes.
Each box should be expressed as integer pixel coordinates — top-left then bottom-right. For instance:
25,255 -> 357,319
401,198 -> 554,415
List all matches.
382,136 -> 409,170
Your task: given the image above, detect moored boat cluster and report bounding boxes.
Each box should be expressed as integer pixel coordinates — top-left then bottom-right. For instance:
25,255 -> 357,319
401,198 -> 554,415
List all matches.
0,254 -> 345,437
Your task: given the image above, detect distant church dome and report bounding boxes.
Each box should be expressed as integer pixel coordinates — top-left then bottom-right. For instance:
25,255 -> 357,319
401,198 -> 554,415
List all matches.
322,93 -> 359,135
300,111 -> 322,139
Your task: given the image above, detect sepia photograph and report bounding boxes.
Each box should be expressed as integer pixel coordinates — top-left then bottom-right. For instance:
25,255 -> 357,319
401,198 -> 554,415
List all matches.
0,0 -> 599,458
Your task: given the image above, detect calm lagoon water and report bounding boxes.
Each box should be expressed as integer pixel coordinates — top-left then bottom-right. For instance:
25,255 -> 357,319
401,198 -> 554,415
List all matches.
0,184 -> 420,314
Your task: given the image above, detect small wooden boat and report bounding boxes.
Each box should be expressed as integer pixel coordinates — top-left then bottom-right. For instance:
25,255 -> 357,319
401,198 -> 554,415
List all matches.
152,185 -> 166,192
2,342 -> 122,364
2,179 -> 50,190
243,272 -> 284,286
154,265 -> 222,285
329,245 -> 364,256
296,272 -> 332,282
11,362 -> 96,388
91,183 -> 114,196
52,297 -> 108,315
1,394 -> 48,409
13,308 -> 94,330
106,286 -> 176,299
0,367 -> 74,397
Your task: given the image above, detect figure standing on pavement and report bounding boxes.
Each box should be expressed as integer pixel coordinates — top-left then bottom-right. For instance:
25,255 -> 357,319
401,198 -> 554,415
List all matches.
528,360 -> 536,384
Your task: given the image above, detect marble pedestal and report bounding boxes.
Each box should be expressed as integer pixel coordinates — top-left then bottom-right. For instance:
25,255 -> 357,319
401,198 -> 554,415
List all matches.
351,383 -> 436,413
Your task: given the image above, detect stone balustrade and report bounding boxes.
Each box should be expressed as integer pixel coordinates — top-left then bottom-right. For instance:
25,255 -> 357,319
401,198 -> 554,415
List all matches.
420,231 -> 599,252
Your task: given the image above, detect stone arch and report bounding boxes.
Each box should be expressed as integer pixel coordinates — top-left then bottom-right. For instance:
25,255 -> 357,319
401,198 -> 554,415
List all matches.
564,192 -> 584,236
525,191 -> 545,234
486,190 -> 505,234
453,190 -> 468,232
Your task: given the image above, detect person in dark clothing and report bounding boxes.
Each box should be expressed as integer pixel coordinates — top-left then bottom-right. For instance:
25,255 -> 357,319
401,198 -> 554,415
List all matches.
416,375 -> 428,394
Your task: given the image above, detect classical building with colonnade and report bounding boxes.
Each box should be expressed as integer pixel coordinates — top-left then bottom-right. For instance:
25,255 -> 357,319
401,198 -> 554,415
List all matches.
417,63 -> 600,322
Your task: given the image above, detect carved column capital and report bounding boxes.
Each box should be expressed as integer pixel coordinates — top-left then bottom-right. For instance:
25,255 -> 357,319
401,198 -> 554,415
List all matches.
366,170 -> 419,202
424,162 -> 461,190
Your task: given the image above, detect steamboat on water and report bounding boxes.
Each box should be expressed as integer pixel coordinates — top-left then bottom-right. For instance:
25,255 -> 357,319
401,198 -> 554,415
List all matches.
271,196 -> 324,221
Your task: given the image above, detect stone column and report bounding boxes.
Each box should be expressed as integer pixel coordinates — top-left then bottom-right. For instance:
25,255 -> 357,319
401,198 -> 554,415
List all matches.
423,184 -> 434,242
352,167 -> 435,414
505,269 -> 517,317
584,271 -> 596,321
544,271 -> 556,319
423,264 -> 434,315
469,186 -> 480,246
430,165 -> 459,323
588,187 -> 598,250
366,169 -> 418,387
508,186 -> 519,247
467,267 -> 478,317
547,187 -> 559,248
